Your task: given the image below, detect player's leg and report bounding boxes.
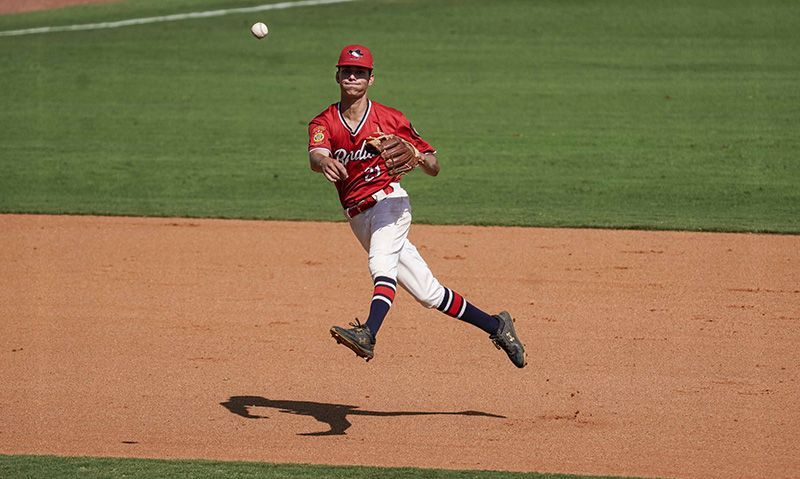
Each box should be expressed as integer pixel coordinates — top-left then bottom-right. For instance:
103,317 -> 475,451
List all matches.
330,197 -> 410,361
396,239 -> 527,368
359,198 -> 410,336
345,204 -> 399,338
395,240 -> 499,333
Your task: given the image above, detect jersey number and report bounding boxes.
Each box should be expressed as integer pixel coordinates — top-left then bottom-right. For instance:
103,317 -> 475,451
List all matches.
364,165 -> 381,182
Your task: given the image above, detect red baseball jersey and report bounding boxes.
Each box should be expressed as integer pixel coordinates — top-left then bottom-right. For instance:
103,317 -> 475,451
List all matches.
308,100 -> 435,209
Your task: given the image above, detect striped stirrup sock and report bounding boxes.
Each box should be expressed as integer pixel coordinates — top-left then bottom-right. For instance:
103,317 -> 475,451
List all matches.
364,276 -> 397,337
437,287 -> 500,335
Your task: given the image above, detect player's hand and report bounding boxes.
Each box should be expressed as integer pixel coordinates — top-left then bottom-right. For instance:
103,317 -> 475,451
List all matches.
419,153 -> 440,177
320,157 -> 348,182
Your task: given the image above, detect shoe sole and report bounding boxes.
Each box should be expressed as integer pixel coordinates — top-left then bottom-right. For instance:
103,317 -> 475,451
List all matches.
494,340 -> 527,368
496,312 -> 528,368
330,327 -> 374,362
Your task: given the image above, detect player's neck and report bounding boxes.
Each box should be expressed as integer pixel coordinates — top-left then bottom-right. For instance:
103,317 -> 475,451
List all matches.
339,94 -> 369,121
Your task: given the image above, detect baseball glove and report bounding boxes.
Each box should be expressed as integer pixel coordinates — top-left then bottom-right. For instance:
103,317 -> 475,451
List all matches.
366,133 -> 421,176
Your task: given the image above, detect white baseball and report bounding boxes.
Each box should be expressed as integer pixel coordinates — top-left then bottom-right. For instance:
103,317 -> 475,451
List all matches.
250,22 -> 269,39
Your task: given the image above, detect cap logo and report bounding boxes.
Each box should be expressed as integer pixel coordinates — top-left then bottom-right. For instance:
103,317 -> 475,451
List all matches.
348,49 -> 364,58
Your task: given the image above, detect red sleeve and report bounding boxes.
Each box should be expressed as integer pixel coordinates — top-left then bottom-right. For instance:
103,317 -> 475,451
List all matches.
395,115 -> 435,154
308,120 -> 332,152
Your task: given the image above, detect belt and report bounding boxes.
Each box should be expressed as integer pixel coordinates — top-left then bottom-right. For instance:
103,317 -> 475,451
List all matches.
344,185 -> 394,219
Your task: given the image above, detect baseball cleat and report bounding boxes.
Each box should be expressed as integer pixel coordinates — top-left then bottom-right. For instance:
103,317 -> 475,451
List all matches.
330,320 -> 375,362
490,311 -> 527,368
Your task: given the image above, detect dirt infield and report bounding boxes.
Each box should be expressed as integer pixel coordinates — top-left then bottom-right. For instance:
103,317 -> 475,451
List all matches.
1,214 -> 798,479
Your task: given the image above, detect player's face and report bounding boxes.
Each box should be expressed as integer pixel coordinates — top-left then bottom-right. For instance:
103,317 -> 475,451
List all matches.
336,66 -> 374,97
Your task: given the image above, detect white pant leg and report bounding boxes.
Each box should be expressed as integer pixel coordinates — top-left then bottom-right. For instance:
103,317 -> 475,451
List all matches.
348,197 -> 411,280
349,196 -> 446,308
396,240 -> 446,309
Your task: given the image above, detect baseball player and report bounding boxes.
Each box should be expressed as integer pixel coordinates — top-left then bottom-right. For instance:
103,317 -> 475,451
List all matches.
307,45 -> 527,368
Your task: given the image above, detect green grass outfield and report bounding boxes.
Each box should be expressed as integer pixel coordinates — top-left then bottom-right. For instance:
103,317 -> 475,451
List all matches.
0,0 -> 798,232
0,455 -> 647,479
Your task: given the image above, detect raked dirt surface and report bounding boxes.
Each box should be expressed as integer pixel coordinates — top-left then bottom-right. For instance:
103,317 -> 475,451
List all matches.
2,213 -> 799,479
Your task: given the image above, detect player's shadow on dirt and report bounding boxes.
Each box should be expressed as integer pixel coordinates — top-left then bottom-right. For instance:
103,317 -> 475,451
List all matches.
220,395 -> 506,436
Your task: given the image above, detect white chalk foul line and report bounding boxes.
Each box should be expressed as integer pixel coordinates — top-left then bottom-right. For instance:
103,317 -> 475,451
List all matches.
0,0 -> 357,37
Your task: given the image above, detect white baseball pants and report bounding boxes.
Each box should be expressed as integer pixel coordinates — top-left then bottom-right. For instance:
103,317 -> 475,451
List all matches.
348,195 -> 445,309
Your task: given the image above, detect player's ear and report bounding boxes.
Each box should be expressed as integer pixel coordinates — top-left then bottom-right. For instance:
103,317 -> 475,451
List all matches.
368,72 -> 375,86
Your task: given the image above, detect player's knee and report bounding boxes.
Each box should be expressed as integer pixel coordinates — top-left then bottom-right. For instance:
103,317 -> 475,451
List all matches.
368,255 -> 398,279
414,284 -> 445,309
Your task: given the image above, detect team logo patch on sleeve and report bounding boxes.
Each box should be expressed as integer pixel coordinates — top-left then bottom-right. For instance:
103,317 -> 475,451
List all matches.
312,126 -> 326,144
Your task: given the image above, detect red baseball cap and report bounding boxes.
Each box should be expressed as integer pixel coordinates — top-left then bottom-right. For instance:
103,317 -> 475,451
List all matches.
336,45 -> 374,69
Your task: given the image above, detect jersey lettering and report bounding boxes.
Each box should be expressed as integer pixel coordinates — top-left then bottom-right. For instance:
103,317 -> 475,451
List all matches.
333,141 -> 375,165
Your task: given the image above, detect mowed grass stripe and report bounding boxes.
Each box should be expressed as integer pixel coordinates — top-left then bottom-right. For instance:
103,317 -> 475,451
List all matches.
0,455 -> 651,479
0,0 -> 798,232
0,0 -> 358,37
